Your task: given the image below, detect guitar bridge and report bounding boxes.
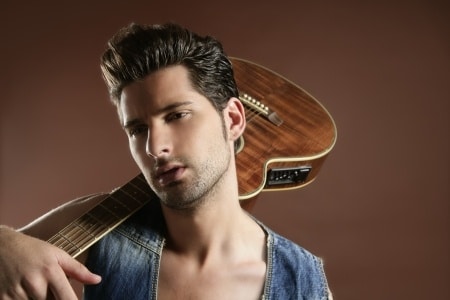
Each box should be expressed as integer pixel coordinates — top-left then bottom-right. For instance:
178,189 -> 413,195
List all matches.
239,93 -> 283,126
266,166 -> 312,186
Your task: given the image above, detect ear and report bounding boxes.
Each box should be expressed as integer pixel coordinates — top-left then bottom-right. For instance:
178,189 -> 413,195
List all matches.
224,97 -> 246,141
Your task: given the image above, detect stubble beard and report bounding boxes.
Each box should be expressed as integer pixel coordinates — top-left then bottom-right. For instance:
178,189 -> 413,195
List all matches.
154,117 -> 232,212
156,146 -> 231,212
146,112 -> 233,212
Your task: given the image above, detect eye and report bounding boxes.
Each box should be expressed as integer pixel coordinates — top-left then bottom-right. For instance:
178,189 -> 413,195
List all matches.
166,111 -> 190,122
127,125 -> 148,138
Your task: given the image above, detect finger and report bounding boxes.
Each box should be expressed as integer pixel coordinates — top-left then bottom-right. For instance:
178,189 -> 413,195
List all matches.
4,284 -> 29,300
21,275 -> 50,300
46,266 -> 78,300
55,251 -> 101,285
22,267 -> 77,300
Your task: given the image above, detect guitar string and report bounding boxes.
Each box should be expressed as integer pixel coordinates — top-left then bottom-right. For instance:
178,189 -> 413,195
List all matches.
244,108 -> 262,125
49,177 -> 152,255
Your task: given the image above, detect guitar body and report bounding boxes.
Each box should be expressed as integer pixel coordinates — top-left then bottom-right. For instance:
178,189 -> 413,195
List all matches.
47,58 -> 336,257
231,58 -> 337,199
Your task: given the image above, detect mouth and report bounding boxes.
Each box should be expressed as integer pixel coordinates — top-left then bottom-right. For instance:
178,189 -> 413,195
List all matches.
155,164 -> 186,186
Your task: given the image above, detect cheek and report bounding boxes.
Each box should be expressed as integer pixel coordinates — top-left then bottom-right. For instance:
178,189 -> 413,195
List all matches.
201,122 -> 229,154
128,139 -> 148,167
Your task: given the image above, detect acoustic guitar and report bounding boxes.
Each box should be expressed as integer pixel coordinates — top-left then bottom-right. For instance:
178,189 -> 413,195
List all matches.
47,57 -> 337,258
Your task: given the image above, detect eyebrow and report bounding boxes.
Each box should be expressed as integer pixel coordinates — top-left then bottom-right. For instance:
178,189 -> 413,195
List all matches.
122,100 -> 194,129
157,100 -> 194,115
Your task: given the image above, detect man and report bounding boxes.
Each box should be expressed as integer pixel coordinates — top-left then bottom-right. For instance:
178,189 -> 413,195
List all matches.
0,23 -> 332,299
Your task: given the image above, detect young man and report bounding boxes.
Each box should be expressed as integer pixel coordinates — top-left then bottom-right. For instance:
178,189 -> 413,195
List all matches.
0,23 -> 332,299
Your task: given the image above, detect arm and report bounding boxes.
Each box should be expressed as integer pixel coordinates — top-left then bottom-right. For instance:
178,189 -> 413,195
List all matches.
0,193 -> 107,299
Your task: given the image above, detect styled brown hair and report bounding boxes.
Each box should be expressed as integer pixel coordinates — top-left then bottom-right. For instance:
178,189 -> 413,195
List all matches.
100,23 -> 239,113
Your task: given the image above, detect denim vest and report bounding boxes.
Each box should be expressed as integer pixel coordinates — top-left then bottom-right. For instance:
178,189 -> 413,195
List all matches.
84,200 -> 330,299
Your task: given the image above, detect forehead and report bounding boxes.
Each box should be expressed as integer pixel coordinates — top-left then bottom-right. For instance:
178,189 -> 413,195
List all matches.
117,65 -> 208,123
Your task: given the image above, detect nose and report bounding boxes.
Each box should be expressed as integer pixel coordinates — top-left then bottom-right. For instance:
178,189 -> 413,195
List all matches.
145,126 -> 171,159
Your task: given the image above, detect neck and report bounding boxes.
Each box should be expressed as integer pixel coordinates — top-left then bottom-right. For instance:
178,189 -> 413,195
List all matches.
162,189 -> 243,248
158,150 -> 266,267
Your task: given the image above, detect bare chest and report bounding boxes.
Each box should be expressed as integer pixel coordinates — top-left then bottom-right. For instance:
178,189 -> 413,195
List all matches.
157,256 -> 267,300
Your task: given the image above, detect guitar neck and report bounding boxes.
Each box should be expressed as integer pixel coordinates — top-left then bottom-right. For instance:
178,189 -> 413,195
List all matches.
47,174 -> 155,258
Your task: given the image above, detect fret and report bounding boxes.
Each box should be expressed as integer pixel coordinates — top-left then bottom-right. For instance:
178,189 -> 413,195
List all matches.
61,223 -> 96,246
101,196 -> 134,220
109,188 -> 143,209
87,204 -> 121,227
99,202 -> 123,220
47,173 -> 156,258
73,212 -> 109,238
120,181 -> 152,205
129,174 -> 153,196
49,231 -> 82,256
48,216 -> 97,255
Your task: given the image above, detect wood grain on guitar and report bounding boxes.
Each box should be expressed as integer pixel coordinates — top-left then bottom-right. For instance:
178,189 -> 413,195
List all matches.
47,58 -> 337,257
231,57 -> 337,199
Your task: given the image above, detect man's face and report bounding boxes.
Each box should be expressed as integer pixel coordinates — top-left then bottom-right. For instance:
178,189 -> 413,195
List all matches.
119,65 -> 232,210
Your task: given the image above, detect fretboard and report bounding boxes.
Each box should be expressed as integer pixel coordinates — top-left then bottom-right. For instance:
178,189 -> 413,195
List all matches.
47,173 -> 155,258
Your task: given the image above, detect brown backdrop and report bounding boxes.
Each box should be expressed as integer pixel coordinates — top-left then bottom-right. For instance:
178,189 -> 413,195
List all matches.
1,1 -> 448,299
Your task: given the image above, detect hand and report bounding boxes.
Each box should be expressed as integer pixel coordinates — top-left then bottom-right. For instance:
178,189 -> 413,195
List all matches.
0,226 -> 101,300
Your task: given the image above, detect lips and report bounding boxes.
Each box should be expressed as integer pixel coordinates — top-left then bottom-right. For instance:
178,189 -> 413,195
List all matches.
155,164 -> 186,186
